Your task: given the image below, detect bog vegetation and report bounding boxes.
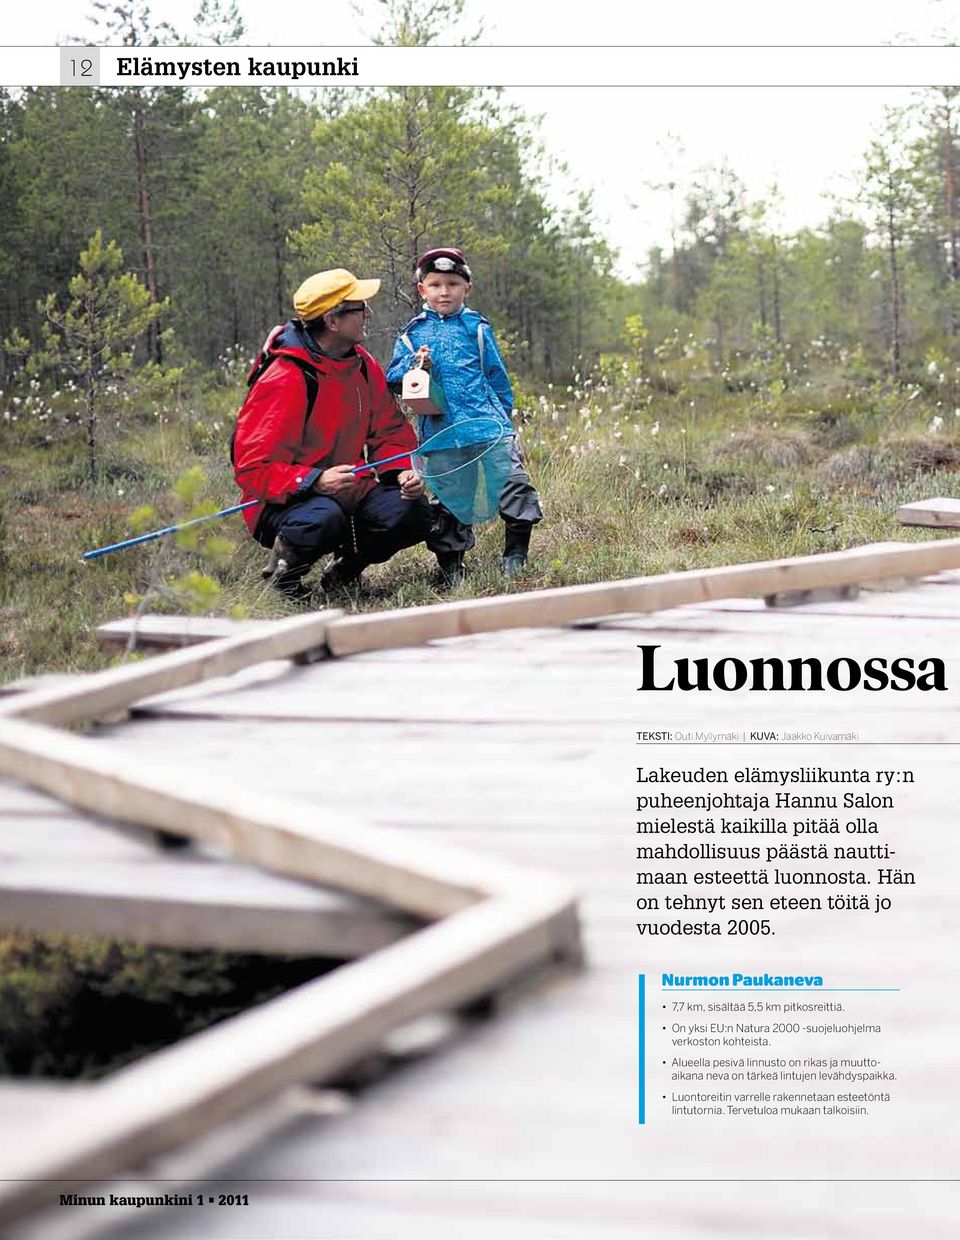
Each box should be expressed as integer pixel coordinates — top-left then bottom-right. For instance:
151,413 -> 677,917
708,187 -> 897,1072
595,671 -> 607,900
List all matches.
3,53 -> 960,680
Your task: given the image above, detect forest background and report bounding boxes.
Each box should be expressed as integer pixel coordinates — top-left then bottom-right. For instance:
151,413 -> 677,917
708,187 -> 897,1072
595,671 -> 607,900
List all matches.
3,0 -> 960,685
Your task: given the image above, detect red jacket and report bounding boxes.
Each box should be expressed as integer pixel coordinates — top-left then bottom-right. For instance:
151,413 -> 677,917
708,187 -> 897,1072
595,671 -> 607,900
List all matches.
233,322 -> 417,533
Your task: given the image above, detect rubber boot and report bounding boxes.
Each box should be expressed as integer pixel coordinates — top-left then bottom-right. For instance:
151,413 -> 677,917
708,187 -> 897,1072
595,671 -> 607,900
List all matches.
319,553 -> 367,596
435,551 -> 466,588
501,521 -> 532,578
263,535 -> 314,601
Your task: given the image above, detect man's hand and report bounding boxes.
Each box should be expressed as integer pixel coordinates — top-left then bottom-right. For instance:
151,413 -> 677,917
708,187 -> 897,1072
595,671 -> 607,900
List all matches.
398,469 -> 425,499
314,464 -> 361,500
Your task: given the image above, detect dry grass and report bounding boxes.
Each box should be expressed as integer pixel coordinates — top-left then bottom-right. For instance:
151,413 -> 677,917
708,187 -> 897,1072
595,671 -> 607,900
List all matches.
715,426 -> 817,468
0,359 -> 956,684
818,436 -> 960,491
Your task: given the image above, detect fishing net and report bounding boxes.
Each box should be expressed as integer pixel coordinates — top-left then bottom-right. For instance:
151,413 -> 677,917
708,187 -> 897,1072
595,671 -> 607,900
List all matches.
411,417 -> 511,525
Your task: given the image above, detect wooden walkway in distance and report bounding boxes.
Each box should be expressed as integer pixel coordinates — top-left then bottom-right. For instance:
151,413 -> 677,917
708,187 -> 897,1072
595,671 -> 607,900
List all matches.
4,545 -> 960,1238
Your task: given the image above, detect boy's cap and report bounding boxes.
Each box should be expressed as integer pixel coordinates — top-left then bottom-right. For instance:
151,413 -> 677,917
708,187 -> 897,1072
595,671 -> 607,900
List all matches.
294,269 -> 381,321
416,247 -> 472,281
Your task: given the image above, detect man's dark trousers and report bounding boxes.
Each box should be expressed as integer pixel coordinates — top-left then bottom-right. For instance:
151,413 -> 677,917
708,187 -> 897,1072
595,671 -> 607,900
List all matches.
256,482 -> 432,570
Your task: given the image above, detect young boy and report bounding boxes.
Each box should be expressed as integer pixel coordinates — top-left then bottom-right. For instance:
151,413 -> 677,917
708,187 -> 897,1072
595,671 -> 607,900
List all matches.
386,247 -> 542,585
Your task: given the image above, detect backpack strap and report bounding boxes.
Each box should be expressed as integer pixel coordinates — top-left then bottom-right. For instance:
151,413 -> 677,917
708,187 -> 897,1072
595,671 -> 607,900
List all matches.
230,354 -> 321,466
477,322 -> 484,371
250,355 -> 321,441
294,360 -> 320,438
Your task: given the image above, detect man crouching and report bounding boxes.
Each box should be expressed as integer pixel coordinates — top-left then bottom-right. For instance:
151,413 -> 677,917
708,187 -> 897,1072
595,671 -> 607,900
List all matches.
233,268 -> 431,600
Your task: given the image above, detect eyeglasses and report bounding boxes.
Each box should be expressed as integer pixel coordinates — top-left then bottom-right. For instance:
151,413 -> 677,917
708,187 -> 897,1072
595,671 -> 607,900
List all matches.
334,301 -> 370,317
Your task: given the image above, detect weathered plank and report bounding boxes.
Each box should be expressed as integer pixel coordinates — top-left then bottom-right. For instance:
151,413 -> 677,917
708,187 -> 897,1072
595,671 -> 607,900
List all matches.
324,539 -> 960,655
0,780 -> 98,817
0,806 -> 192,857
0,673 -> 91,698
0,610 -> 341,727
0,1085 -> 89,1172
898,496 -> 960,527
669,579 -> 960,621
8,553 -> 960,1236
0,887 -> 577,1225
0,697 -> 579,1223
5,1088 -> 323,1240
0,858 -> 416,956
0,781 -> 420,954
131,634 -> 960,725
0,718 -> 527,919
9,545 -> 960,729
97,614 -> 269,653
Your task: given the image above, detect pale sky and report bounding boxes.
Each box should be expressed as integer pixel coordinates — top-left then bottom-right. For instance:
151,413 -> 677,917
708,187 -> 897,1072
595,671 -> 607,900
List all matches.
4,1 -> 955,275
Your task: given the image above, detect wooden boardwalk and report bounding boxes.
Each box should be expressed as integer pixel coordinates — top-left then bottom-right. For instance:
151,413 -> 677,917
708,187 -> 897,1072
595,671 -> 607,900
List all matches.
3,545 -> 960,1238
0,781 -> 418,955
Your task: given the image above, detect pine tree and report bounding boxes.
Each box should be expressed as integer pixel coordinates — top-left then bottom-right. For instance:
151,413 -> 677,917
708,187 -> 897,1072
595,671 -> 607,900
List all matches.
860,111 -> 924,377
7,231 -> 165,482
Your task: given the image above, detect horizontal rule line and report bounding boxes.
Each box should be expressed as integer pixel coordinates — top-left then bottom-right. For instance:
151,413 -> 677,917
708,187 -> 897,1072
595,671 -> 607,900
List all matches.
14,45 -> 960,88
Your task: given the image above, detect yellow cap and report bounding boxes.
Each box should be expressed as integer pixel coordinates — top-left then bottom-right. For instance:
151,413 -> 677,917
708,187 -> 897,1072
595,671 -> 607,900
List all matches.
293,268 -> 381,321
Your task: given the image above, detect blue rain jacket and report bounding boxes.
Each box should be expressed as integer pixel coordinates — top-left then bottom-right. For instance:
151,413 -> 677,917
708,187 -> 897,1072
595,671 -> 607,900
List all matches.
386,306 -> 515,442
